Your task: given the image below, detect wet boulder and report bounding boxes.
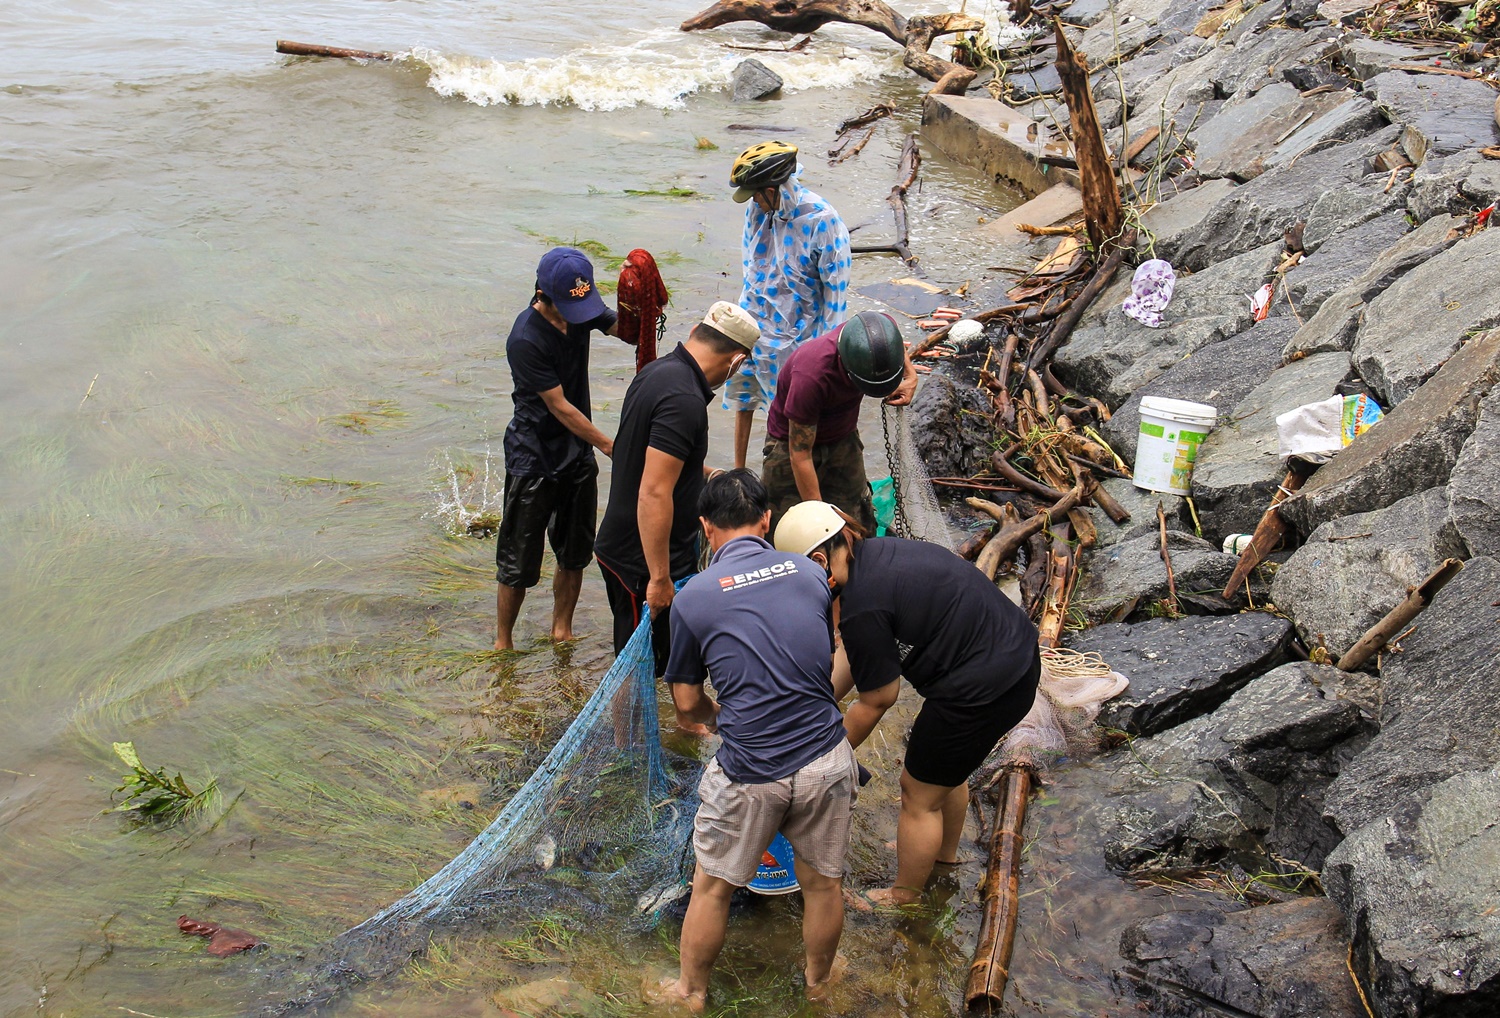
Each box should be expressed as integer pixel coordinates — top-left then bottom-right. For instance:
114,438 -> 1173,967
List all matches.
1364,70 -> 1500,163
1079,1 -> 1167,66
1210,28 -> 1340,98
1339,37 -> 1445,81
1120,897 -> 1366,1018
1102,317 -> 1292,463
1322,555 -> 1500,835
1194,85 -> 1382,182
1282,210 -> 1409,316
909,369 -> 996,480
1073,530 -> 1240,624
730,59 -> 782,102
1190,351 -> 1353,544
1135,178 -> 1236,259
1270,487 -> 1466,659
1283,212 -> 1464,358
1408,147 -> 1500,221
1353,226 -> 1500,407
1102,662 -> 1372,872
1087,476 -> 1190,549
1280,327 -> 1500,535
1055,242 -> 1281,408
1448,390 -> 1500,558
1323,763 -> 1500,1018
1074,613 -> 1296,736
1158,126 -> 1402,271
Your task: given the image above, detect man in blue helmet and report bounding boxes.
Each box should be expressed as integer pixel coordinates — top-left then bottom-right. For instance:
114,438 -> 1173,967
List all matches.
725,141 -> 852,472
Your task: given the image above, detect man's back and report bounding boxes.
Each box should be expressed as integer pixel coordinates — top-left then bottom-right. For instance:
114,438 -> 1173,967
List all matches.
666,536 -> 844,784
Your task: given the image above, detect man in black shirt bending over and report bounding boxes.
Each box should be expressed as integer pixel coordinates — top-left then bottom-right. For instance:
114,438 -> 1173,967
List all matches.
775,501 -> 1042,909
594,301 -> 759,674
495,247 -> 630,651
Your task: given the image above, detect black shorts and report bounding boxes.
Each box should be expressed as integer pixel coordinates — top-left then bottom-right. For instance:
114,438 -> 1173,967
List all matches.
903,649 -> 1042,788
597,559 -> 671,678
494,459 -> 598,589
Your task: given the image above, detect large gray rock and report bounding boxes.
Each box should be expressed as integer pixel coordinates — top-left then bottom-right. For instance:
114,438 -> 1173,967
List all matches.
1365,70 -> 1500,163
1353,226 -> 1500,407
1191,352 -> 1353,544
1120,898 -> 1366,1018
1136,177 -> 1237,256
1449,390 -> 1500,558
1210,29 -> 1340,98
1323,556 -> 1500,834
1159,0 -> 1222,36
1282,328 -> 1500,534
1102,317 -> 1295,462
1339,37 -> 1446,81
1056,242 -> 1281,407
910,369 -> 996,480
1077,613 -> 1296,735
730,59 -> 782,102
1102,662 -> 1371,872
1284,212 -> 1464,357
1302,167 -> 1408,253
1129,47 -> 1223,125
1159,126 -> 1402,271
1193,85 -> 1382,182
1074,530 -> 1240,624
1270,487 -> 1467,658
1087,476 -> 1189,548
1079,3 -> 1166,66
1060,0 -> 1113,25
1283,211 -> 1409,316
1324,763 -> 1500,1018
1224,0 -> 1290,43
1408,147 -> 1500,221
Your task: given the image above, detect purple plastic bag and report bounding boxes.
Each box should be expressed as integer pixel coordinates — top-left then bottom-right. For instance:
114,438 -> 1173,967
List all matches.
1122,258 -> 1176,328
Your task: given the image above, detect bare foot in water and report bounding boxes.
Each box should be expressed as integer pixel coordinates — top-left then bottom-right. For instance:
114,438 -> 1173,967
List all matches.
805,952 -> 849,1002
845,886 -> 921,912
643,976 -> 706,1014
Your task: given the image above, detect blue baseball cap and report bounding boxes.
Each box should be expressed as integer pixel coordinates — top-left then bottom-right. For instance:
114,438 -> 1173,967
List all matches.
536,246 -> 608,324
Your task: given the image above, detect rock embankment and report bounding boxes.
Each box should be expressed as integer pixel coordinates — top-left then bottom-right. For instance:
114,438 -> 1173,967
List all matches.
914,2 -> 1500,1015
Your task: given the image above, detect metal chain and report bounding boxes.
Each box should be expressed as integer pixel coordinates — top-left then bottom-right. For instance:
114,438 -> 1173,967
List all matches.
881,404 -> 911,539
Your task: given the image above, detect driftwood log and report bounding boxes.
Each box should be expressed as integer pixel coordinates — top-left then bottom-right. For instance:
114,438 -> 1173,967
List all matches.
1336,559 -> 1464,671
850,134 -> 922,263
1052,18 -> 1123,255
276,40 -> 394,60
681,0 -> 982,94
965,765 -> 1031,1011
1220,467 -> 1312,598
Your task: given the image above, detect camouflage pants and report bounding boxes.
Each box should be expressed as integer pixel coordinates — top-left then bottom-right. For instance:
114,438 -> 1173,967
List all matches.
762,430 -> 876,537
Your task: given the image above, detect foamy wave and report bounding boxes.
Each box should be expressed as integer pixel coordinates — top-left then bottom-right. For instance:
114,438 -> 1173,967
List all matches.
407,30 -> 903,111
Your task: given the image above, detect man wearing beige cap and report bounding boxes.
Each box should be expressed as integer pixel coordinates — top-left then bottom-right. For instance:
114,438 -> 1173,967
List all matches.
594,301 -> 760,674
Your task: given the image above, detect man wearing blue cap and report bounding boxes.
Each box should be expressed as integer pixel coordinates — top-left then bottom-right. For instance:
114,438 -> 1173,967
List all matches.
495,246 -> 628,651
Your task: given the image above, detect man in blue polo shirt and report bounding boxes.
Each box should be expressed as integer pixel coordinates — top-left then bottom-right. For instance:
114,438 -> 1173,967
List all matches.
651,469 -> 857,1012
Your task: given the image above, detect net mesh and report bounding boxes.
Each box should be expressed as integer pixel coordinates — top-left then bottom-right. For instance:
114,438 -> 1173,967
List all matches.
881,403 -> 955,548
995,648 -> 1129,772
267,614 -> 700,1013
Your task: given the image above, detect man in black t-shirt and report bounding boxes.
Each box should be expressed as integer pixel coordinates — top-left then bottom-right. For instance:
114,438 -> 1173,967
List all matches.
594,301 -> 759,674
495,247 -> 629,651
774,501 -> 1041,910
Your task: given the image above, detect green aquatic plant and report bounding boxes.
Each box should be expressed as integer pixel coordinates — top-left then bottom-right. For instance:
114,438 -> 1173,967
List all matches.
320,399 -> 410,434
622,185 -> 700,198
106,741 -> 219,823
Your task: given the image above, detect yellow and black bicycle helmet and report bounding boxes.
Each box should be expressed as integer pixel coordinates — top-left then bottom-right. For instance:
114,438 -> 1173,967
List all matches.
730,141 -> 798,203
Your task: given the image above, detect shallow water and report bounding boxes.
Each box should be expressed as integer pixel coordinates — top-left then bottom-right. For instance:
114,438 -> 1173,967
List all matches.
0,1 -> 1204,1015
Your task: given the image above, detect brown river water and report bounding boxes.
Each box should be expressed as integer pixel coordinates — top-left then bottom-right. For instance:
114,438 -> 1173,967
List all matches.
0,2 -> 1233,1013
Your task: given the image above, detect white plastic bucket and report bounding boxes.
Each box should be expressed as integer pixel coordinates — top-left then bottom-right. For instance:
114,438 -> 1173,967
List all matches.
1133,397 -> 1218,495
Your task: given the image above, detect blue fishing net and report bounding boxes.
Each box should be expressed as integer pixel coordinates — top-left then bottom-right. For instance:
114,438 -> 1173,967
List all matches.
264,613 -> 700,1014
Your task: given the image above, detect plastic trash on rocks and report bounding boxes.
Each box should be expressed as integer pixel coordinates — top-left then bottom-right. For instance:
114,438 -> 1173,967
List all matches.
1249,283 -> 1274,322
1275,393 -> 1384,464
1121,259 -> 1176,328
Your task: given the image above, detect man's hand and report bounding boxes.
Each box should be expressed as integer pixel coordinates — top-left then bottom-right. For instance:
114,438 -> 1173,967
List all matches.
645,576 -> 675,615
599,437 -> 614,459
884,371 -> 918,406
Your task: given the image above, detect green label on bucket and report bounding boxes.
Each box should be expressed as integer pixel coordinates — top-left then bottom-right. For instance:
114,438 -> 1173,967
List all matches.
1179,430 -> 1207,445
1140,422 -> 1165,438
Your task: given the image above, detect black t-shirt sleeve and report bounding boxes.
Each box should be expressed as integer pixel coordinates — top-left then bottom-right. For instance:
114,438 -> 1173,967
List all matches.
840,609 -> 902,692
646,392 -> 704,462
592,309 -> 619,334
664,604 -> 706,685
509,334 -> 561,394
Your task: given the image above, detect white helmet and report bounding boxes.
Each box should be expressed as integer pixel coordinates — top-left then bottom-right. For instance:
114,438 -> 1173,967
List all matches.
773,500 -> 846,557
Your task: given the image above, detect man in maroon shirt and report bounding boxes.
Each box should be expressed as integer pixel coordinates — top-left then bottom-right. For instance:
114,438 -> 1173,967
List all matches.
761,310 -> 917,531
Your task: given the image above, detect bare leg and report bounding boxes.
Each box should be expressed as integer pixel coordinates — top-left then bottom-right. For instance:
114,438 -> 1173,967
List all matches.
664,865 -> 736,1012
937,783 -> 969,864
550,567 -> 583,642
494,583 -> 526,651
734,409 -> 754,470
794,859 -> 846,995
862,768 -> 956,907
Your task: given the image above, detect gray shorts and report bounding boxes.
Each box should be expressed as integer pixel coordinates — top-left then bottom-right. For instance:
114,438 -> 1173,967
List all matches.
693,739 -> 859,886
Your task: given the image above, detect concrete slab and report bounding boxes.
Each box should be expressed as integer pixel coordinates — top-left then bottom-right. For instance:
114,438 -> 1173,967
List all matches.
921,94 -> 1076,196
978,182 -> 1085,271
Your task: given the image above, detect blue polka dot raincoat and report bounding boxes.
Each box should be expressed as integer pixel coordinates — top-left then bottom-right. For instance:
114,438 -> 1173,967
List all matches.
724,168 -> 851,411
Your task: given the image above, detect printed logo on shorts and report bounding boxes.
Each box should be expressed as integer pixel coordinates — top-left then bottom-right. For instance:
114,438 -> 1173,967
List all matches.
718,560 -> 799,591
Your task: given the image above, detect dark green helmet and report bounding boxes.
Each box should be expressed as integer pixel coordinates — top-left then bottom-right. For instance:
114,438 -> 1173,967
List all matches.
837,311 -> 906,398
